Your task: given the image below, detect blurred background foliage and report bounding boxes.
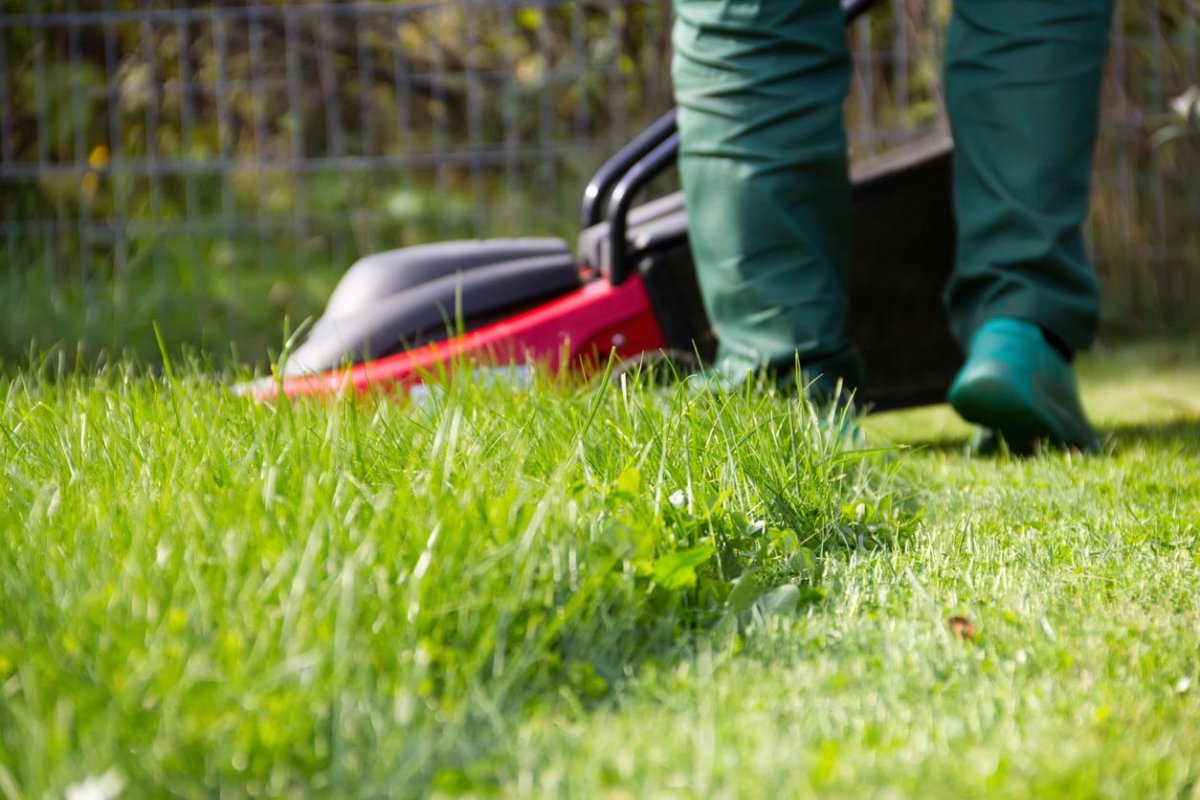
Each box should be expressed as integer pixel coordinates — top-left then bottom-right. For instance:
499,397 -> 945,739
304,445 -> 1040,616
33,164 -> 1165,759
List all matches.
0,0 -> 1196,366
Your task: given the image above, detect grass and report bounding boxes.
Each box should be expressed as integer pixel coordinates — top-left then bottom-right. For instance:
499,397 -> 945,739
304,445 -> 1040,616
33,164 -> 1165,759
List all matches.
1,341 -> 1199,797
0,236 -> 342,369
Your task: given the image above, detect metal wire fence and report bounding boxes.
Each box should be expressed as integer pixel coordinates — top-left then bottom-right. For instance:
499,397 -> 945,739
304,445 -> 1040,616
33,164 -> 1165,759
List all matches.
1,0 -> 1197,359
1,1 -> 673,308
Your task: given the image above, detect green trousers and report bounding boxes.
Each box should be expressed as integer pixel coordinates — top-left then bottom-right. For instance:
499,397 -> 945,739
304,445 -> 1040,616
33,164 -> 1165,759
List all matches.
672,0 -> 1115,386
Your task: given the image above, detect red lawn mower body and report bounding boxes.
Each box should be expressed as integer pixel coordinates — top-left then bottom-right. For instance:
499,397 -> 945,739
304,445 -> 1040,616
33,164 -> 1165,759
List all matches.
249,273 -> 666,401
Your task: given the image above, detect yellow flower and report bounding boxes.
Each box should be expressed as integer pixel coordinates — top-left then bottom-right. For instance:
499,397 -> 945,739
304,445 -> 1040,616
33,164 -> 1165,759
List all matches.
81,171 -> 100,201
88,144 -> 111,170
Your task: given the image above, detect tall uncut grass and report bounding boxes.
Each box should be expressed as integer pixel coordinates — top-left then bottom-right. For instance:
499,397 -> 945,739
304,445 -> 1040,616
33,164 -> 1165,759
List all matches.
0,363 -> 900,796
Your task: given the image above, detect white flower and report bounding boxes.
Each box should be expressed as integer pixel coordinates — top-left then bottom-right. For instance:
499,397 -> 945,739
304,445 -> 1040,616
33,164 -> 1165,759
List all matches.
1170,86 -> 1199,123
66,770 -> 126,800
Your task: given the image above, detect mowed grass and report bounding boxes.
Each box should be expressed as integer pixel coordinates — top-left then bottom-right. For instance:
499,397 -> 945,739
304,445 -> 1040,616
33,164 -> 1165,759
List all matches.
2,342 -> 1199,798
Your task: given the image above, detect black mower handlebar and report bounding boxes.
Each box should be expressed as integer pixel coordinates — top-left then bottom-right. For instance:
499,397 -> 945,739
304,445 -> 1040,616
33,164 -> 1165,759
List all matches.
581,109 -> 678,230
590,0 -> 883,284
605,132 -> 681,284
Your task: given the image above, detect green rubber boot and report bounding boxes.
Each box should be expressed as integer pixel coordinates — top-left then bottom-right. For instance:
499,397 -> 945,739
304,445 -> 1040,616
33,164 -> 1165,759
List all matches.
948,318 -> 1100,454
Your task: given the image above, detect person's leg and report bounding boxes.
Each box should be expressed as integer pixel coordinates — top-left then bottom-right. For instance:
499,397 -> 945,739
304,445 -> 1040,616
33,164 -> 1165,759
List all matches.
944,0 -> 1115,351
943,0 -> 1114,450
672,0 -> 860,396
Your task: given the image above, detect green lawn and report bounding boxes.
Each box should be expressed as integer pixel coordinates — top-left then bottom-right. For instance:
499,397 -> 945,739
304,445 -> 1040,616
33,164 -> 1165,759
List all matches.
2,343 -> 1199,798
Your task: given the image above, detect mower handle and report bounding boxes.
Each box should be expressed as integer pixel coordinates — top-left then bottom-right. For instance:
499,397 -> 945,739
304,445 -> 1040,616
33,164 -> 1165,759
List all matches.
581,109 -> 678,230
605,133 -> 681,284
598,0 -> 883,284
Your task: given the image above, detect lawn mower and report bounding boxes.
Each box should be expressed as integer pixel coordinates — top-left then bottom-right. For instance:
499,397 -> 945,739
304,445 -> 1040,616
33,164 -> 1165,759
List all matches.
241,0 -> 962,410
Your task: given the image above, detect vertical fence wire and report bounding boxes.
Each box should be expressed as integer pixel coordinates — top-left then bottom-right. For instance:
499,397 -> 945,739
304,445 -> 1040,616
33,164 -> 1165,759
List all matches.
1186,0 -> 1199,319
